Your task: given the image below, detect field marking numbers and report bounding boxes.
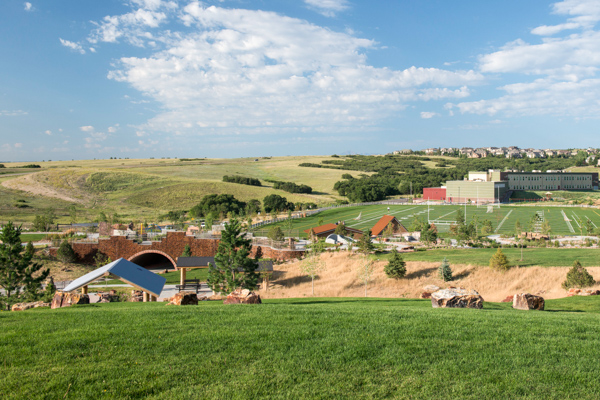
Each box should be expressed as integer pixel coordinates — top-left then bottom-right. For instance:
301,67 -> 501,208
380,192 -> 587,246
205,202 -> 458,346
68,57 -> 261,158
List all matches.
494,209 -> 513,233
561,210 -> 575,233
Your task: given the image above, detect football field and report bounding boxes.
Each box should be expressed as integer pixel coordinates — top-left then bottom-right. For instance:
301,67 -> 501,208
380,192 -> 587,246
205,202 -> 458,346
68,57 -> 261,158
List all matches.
257,204 -> 600,237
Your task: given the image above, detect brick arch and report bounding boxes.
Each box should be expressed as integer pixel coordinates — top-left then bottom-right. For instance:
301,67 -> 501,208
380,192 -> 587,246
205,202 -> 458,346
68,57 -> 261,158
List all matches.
128,250 -> 177,270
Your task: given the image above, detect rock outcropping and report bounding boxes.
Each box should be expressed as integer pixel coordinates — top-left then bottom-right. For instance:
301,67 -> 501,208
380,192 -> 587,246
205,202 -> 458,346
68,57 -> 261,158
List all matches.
169,292 -> 199,306
11,301 -> 50,311
223,288 -> 262,305
567,288 -> 600,297
431,288 -> 483,309
512,293 -> 545,311
51,292 -> 90,309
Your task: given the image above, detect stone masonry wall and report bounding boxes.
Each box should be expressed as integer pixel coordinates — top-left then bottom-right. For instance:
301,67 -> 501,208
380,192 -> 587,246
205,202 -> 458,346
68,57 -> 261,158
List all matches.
49,232 -> 304,266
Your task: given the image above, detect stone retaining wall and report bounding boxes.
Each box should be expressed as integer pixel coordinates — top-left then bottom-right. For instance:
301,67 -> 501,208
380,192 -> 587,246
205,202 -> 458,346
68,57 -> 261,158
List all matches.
49,232 -> 304,266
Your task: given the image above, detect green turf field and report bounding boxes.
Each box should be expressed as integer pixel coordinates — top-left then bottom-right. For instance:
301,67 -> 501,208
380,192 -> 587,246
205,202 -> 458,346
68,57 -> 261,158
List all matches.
255,204 -> 600,237
2,298 -> 600,399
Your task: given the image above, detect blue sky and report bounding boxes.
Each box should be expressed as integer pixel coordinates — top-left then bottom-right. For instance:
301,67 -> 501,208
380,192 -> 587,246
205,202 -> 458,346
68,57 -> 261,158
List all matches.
1,0 -> 600,161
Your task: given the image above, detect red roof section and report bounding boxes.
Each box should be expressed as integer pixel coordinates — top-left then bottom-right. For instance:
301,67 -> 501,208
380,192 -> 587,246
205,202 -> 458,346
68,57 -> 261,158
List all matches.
303,223 -> 363,235
303,223 -> 338,234
371,215 -> 400,236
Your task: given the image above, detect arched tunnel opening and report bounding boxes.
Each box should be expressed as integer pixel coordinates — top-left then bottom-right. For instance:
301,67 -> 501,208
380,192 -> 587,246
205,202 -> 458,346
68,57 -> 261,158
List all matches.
129,252 -> 176,271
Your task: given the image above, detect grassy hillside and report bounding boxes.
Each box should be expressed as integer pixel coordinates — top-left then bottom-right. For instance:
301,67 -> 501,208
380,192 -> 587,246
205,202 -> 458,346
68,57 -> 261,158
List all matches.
2,298 -> 600,399
0,156 -> 364,224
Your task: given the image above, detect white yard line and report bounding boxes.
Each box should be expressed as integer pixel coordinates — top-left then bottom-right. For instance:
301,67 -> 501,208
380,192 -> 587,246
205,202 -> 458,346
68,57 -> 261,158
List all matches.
561,210 -> 575,233
433,209 -> 457,221
347,206 -> 420,229
494,209 -> 513,233
571,212 -> 581,228
585,216 -> 598,229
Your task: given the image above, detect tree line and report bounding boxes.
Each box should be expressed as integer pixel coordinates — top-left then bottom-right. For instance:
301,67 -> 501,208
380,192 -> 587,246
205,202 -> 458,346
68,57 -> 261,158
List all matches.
303,154 -> 582,202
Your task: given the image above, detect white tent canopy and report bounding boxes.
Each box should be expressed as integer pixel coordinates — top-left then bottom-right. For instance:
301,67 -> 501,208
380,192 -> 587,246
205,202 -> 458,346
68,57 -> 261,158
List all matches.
61,258 -> 167,298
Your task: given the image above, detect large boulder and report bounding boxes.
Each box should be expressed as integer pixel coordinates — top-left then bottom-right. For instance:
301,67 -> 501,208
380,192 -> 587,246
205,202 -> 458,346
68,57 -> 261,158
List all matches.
11,301 -> 50,311
96,292 -> 120,303
224,288 -> 262,305
431,288 -> 483,309
512,293 -> 545,311
51,292 -> 90,309
130,290 -> 144,302
169,292 -> 199,306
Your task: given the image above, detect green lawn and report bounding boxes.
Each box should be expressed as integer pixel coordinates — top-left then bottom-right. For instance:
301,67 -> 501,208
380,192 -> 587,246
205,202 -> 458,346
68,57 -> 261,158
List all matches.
20,233 -> 48,242
2,298 -> 600,399
397,248 -> 600,267
257,203 -> 600,237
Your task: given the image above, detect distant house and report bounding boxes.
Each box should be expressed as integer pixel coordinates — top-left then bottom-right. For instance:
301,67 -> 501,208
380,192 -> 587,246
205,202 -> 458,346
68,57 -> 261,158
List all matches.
186,225 -> 200,236
371,215 -> 408,237
303,223 -> 363,239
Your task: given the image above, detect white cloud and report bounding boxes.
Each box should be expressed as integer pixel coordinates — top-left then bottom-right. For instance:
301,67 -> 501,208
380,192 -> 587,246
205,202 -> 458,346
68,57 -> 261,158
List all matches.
0,110 -> 28,116
304,0 -> 349,17
454,0 -> 600,119
14,143 -> 23,148
24,2 -> 33,12
79,125 -> 94,132
103,5 -> 482,137
60,38 -> 85,54
532,0 -> 600,35
420,111 -> 440,119
44,130 -> 52,135
87,1 -> 176,47
108,124 -> 119,133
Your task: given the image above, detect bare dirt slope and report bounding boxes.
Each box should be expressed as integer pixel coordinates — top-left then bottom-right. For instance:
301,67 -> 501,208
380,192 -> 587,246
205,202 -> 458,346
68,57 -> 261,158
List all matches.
2,173 -> 87,204
260,252 -> 600,302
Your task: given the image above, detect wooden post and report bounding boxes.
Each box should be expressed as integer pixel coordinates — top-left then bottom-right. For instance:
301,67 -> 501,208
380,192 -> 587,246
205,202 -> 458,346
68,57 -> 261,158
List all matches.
180,268 -> 187,286
82,285 -> 88,294
143,291 -> 149,302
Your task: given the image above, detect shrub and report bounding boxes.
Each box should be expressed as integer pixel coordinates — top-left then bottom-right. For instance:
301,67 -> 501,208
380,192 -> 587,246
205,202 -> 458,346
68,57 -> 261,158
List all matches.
56,240 -> 76,263
222,175 -> 261,186
273,181 -> 312,194
267,226 -> 285,241
562,261 -> 595,289
384,248 -> 406,279
438,258 -> 453,282
489,248 -> 510,272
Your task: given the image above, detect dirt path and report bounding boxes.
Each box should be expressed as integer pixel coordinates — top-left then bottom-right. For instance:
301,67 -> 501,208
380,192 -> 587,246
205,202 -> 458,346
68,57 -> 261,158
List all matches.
260,252 -> 600,302
1,173 -> 86,204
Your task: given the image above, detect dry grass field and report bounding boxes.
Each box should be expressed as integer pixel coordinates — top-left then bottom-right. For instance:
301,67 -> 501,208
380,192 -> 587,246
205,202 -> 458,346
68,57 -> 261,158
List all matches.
261,252 -> 600,301
0,156 -> 365,223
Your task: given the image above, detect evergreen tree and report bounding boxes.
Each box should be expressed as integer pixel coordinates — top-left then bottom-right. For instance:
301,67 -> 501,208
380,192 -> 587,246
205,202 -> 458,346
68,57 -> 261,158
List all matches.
356,229 -> 375,254
56,240 -> 76,264
181,244 -> 192,257
0,222 -> 50,309
208,219 -> 259,294
562,260 -> 595,289
384,248 -> 406,279
267,226 -> 285,241
489,247 -> 510,272
438,257 -> 453,282
334,223 -> 348,236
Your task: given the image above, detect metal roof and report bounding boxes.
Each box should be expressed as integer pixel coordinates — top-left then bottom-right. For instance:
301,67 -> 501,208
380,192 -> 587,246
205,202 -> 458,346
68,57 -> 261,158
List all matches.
176,256 -> 215,268
61,258 -> 166,297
